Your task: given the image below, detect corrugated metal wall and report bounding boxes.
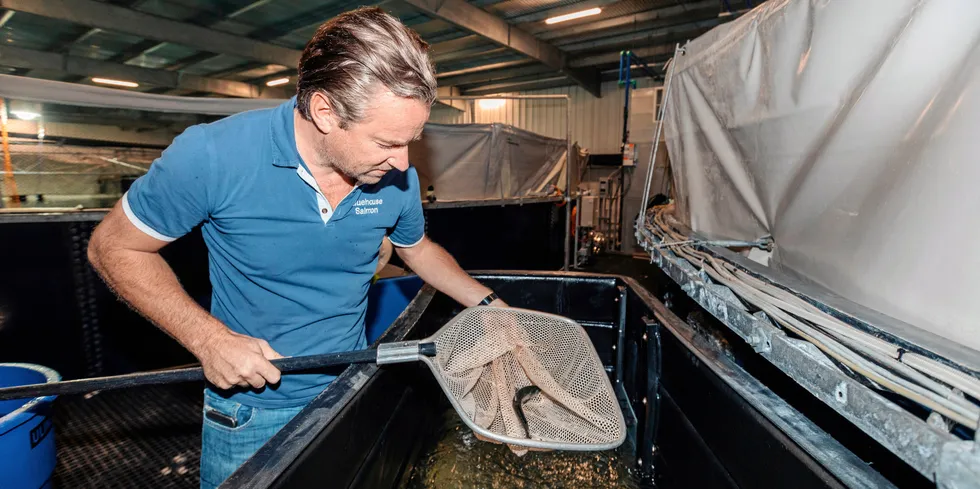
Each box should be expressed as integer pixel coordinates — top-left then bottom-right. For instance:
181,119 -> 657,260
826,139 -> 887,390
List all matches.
429,79 -> 660,154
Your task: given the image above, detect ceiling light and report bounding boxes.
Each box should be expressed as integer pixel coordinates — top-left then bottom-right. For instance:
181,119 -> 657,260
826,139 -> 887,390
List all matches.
11,111 -> 39,121
545,7 -> 601,25
266,77 -> 290,87
91,77 -> 139,88
478,99 -> 506,109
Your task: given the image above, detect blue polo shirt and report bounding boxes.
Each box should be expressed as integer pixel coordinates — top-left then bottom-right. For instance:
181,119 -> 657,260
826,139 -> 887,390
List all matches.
122,97 -> 425,408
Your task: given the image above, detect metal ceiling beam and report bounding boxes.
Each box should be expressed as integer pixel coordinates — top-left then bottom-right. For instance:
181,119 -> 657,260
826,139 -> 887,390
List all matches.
437,59 -> 535,79
453,69 -> 560,89
165,52 -> 225,72
401,0 -> 601,97
461,64 -> 668,95
534,0 -> 716,38
539,1 -> 718,41
0,45 -> 290,99
559,21 -> 718,52
434,46 -> 508,65
429,34 -> 485,58
569,43 -> 676,68
159,0 -> 364,77
54,0 -> 147,53
463,76 -> 570,95
507,0 -> 621,25
57,27 -> 103,52
0,0 -> 301,67
435,85 -> 465,111
599,63 -> 666,81
209,62 -> 287,80
439,63 -> 551,87
113,0 -> 273,69
250,0 -> 367,42
108,39 -> 162,63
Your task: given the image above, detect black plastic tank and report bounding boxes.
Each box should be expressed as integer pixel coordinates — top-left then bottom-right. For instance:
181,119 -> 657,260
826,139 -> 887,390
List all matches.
222,271 -> 896,489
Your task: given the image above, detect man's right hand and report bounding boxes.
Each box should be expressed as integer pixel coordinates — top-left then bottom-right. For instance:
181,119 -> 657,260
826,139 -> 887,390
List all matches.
195,330 -> 283,390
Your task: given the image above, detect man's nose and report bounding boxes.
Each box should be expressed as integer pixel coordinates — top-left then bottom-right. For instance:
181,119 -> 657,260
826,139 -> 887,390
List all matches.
387,148 -> 410,171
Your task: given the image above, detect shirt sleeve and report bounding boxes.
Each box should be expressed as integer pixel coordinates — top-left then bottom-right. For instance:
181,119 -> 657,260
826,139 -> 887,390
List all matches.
388,166 -> 425,247
122,124 -> 211,242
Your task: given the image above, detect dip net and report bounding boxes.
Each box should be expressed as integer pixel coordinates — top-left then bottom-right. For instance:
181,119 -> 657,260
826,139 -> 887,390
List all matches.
419,307 -> 626,455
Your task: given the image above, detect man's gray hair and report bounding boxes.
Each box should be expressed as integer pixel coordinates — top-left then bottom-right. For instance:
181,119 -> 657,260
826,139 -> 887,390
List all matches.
296,7 -> 437,128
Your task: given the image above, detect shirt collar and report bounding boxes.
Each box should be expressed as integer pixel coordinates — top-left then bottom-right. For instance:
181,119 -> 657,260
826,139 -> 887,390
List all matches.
271,96 -> 304,169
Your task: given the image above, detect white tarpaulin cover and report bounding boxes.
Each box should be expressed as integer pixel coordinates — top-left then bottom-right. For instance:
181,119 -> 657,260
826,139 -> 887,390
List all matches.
0,74 -> 282,115
664,0 -> 980,353
409,123 -> 569,201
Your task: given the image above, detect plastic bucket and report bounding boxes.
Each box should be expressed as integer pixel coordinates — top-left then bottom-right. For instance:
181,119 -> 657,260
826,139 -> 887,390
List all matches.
0,363 -> 60,489
365,275 -> 424,344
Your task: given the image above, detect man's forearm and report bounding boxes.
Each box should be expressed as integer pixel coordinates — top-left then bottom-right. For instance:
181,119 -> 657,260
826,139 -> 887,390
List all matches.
88,242 -> 226,357
396,237 -> 496,307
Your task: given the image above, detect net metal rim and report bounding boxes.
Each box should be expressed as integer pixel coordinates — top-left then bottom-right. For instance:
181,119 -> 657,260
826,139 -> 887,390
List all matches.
419,305 -> 628,452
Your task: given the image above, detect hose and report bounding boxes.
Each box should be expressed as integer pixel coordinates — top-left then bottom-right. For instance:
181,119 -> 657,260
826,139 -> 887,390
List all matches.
641,206 -> 980,430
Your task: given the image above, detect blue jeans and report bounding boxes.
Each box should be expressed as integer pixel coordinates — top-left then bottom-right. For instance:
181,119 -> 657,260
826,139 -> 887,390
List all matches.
199,389 -> 306,489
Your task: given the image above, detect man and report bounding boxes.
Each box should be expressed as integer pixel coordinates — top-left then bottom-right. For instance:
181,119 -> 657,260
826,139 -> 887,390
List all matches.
87,8 -> 504,489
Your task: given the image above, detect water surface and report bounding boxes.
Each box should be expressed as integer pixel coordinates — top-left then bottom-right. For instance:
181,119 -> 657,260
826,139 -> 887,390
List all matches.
401,408 -> 642,488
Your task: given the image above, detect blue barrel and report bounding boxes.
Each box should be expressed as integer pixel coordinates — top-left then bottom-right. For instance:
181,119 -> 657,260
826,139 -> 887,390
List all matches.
365,275 -> 424,344
0,363 -> 60,489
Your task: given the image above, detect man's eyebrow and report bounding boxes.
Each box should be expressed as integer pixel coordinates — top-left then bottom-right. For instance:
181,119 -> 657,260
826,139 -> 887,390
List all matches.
379,133 -> 423,145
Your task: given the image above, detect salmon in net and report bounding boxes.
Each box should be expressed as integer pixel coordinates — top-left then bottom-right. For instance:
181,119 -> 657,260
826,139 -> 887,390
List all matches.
418,307 -> 627,454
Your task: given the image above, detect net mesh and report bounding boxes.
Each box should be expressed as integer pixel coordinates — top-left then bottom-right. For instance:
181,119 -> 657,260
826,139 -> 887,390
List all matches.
1,138 -> 154,208
426,307 -> 625,455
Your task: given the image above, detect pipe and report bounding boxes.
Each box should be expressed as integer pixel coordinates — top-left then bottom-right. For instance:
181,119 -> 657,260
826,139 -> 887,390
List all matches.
564,95 -> 571,270
573,193 -> 581,268
637,44 -> 681,235
0,98 -> 19,207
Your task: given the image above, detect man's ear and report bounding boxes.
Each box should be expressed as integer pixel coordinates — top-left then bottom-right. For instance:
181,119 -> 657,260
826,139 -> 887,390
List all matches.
308,92 -> 339,135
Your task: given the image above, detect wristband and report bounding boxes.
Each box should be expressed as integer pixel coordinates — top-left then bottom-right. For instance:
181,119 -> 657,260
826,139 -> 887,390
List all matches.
478,292 -> 499,306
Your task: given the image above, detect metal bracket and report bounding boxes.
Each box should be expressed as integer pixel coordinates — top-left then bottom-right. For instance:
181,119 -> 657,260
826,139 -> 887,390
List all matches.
376,341 -> 422,365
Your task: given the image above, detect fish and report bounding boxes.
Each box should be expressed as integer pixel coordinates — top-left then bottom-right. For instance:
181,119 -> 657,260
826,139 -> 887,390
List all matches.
512,385 -> 541,438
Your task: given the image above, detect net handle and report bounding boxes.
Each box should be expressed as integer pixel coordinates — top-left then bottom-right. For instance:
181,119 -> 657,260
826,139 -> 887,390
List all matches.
0,342 -> 436,401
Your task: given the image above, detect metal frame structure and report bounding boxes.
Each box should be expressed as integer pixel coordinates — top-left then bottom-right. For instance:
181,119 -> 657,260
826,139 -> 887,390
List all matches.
1,0 -> 717,99
632,44 -> 980,487
435,94 -> 573,271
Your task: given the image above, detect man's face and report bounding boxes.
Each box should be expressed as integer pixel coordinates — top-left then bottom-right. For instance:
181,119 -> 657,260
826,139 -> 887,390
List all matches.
314,88 -> 429,185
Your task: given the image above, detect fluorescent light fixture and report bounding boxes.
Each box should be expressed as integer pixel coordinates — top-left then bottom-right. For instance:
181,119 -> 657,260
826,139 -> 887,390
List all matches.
266,77 -> 290,87
11,111 -> 40,121
478,99 -> 506,109
91,77 -> 139,88
545,7 -> 601,25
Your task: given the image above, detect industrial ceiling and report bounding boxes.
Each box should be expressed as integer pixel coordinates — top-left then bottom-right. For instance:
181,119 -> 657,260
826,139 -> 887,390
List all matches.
0,0 -> 757,101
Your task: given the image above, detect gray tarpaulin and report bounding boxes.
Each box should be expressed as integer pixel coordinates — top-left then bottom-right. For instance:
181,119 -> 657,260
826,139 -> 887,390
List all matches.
663,0 -> 980,353
409,123 -> 570,201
